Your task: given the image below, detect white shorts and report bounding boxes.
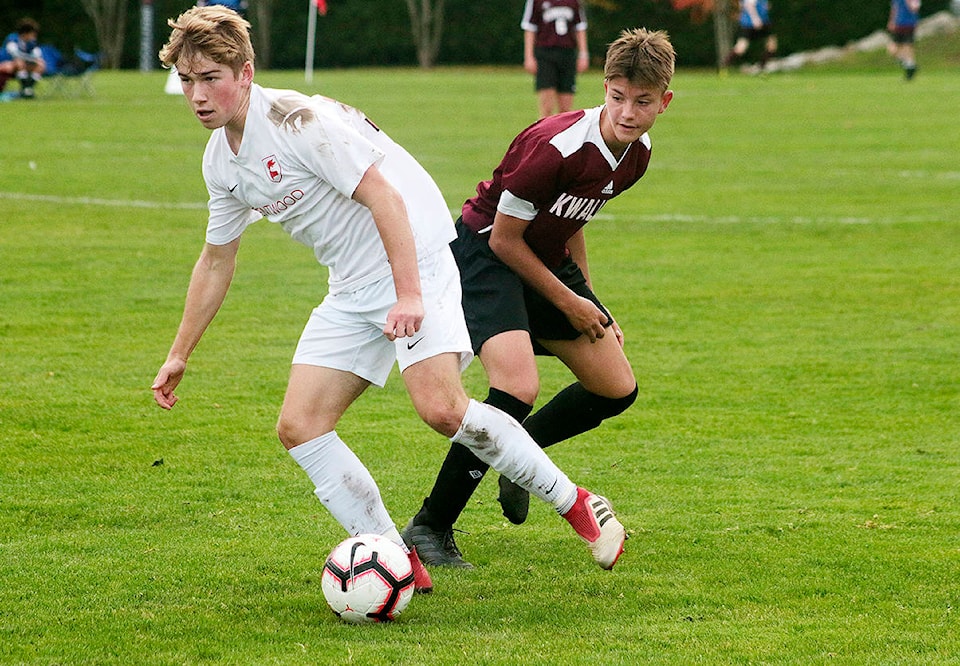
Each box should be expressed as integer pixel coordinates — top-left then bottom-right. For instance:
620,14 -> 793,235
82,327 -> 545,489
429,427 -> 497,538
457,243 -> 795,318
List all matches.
292,248 -> 474,387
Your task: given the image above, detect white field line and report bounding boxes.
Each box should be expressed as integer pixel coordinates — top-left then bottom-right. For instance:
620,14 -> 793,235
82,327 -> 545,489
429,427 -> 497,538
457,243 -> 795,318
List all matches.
590,213 -> 883,224
2,191 -> 945,225
0,191 -> 207,211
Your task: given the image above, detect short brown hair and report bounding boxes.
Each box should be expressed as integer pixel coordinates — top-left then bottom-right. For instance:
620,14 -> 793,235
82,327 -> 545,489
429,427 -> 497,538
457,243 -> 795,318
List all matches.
603,28 -> 675,92
17,18 -> 40,36
158,5 -> 255,76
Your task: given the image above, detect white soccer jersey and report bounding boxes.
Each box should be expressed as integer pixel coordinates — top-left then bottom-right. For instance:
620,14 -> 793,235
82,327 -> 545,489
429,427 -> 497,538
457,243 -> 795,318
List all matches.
202,84 -> 455,294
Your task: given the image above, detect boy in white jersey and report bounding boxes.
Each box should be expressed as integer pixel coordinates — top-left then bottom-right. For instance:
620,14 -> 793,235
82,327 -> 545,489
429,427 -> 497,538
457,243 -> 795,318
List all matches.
403,28 -> 673,569
151,5 -> 627,593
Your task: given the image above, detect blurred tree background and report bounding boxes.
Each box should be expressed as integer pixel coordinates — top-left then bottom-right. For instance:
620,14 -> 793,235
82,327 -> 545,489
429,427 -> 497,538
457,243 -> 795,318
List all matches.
0,0 -> 951,70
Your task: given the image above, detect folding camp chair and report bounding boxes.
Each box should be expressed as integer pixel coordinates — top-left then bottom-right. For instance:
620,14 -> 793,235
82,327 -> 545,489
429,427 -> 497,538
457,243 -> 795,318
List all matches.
46,47 -> 99,97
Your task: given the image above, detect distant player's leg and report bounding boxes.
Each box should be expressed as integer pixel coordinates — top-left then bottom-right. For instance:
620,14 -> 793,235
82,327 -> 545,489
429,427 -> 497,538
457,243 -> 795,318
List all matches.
0,62 -> 13,93
723,35 -> 750,68
761,32 -> 777,70
555,47 -> 578,114
900,33 -> 918,79
535,48 -> 562,117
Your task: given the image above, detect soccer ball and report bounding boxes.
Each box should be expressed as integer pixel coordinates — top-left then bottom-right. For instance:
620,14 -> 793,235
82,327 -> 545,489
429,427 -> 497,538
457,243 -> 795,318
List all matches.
321,534 -> 415,623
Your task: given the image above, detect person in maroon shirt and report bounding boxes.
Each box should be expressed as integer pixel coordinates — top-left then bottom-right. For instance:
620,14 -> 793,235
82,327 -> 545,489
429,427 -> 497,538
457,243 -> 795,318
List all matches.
403,28 -> 675,568
521,0 -> 590,117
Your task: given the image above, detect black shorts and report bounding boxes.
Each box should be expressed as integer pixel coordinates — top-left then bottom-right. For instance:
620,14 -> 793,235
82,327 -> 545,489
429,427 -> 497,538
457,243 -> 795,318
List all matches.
533,46 -> 578,94
889,26 -> 916,44
451,219 -> 611,355
738,25 -> 773,41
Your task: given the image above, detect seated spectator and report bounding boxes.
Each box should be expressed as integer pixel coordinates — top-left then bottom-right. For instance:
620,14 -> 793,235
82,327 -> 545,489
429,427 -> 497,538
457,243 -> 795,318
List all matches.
0,18 -> 46,98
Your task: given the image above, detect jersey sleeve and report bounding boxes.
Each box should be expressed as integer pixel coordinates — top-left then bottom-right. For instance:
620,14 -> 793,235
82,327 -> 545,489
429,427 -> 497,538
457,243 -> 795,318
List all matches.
575,1 -> 588,30
495,132 -> 564,216
520,0 -> 540,32
202,142 -> 260,246
497,189 -> 539,220
204,181 -> 260,246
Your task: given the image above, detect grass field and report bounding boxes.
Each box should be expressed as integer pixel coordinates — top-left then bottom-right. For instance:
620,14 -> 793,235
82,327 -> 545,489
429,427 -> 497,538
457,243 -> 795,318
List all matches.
2,44 -> 960,664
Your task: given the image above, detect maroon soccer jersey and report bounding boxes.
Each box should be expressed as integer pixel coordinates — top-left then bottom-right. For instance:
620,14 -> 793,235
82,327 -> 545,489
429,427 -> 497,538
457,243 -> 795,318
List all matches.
461,106 -> 652,268
521,0 -> 587,50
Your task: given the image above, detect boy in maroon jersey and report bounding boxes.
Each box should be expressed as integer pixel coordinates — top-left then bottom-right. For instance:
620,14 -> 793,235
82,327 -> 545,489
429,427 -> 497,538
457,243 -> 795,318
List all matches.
521,0 -> 590,117
403,28 -> 674,568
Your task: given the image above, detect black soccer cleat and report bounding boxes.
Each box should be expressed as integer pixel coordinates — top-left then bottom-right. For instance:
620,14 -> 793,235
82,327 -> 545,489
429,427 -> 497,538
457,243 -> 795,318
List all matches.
401,520 -> 474,569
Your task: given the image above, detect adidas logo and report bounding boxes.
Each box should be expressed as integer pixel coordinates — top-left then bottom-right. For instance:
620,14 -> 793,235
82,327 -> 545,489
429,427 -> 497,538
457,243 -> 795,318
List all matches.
590,496 -> 614,527
601,181 -> 614,195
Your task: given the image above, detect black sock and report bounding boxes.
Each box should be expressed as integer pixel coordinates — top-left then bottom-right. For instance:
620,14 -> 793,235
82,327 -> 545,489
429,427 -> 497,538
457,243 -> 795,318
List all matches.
524,382 -> 638,448
414,388 -> 532,530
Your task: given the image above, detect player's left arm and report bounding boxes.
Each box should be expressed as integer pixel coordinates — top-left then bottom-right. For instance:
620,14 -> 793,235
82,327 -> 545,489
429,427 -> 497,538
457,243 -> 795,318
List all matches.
352,164 -> 424,341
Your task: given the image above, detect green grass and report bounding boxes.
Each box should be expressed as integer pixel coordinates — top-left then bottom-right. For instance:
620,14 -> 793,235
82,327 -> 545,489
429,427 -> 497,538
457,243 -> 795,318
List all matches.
2,53 -> 959,664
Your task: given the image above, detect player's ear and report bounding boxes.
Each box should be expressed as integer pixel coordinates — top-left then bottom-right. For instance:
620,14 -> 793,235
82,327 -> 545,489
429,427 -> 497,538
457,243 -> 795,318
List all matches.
658,90 -> 674,113
240,60 -> 254,86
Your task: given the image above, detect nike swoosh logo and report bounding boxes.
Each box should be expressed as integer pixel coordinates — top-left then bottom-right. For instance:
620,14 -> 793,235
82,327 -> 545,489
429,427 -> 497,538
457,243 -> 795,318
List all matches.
228,184 -> 239,192
406,337 -> 424,350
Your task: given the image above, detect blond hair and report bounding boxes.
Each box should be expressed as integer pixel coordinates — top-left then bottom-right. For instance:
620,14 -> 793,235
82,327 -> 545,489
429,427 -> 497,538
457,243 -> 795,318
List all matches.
603,28 -> 675,92
158,5 -> 254,76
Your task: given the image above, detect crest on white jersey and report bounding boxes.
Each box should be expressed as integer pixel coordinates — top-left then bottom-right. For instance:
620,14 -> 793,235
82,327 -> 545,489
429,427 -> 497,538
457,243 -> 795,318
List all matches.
262,155 -> 282,183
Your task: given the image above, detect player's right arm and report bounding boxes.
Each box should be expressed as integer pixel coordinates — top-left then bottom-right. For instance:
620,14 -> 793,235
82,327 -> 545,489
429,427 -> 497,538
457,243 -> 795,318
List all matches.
489,211 -> 608,342
152,237 -> 240,409
523,29 -> 537,74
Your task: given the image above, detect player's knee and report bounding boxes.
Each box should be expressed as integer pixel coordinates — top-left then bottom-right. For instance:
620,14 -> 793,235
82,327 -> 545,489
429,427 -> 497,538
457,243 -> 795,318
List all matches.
511,382 -> 539,406
276,411 -> 330,450
414,397 -> 467,438
595,384 -> 638,420
419,409 -> 463,439
490,374 -> 539,406
276,415 -> 302,450
611,384 -> 639,416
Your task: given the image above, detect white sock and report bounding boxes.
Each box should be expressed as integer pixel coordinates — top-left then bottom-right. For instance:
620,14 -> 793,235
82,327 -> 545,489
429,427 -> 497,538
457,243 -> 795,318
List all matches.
452,399 -> 578,514
380,526 -> 409,553
288,431 -> 397,539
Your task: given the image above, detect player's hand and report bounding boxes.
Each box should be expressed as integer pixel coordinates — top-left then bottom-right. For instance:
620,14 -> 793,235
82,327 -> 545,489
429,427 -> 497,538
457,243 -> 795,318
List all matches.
383,295 -> 424,341
566,296 -> 609,343
151,358 -> 187,410
611,319 -> 624,348
523,56 -> 537,75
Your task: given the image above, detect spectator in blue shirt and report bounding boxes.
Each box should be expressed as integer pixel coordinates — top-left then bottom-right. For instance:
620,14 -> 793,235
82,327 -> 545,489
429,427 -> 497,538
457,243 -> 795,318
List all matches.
0,18 -> 46,98
723,0 -> 777,73
887,0 -> 921,79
